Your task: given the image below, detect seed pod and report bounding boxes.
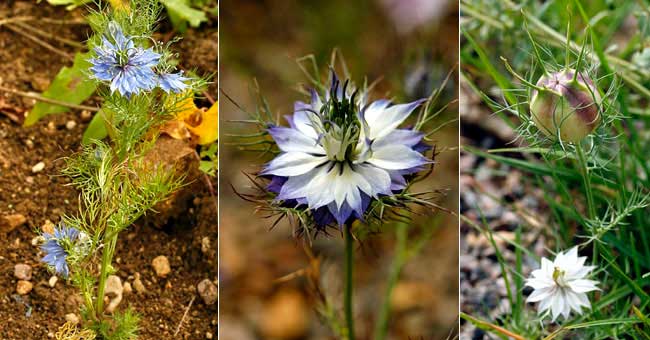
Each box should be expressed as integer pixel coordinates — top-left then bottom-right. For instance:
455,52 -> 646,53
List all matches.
529,69 -> 601,143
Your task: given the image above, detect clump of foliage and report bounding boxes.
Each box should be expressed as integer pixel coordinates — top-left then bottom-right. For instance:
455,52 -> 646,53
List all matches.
461,0 -> 650,338
38,1 -> 209,338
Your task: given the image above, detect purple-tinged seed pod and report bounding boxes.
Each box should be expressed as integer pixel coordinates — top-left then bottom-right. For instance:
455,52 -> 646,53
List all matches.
529,68 -> 601,143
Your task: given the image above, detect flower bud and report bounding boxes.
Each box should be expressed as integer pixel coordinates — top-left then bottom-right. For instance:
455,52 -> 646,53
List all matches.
529,69 -> 601,143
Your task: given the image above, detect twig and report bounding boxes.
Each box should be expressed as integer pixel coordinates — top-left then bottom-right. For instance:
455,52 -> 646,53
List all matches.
0,16 -> 87,26
12,21 -> 85,49
0,16 -> 33,26
3,24 -> 73,62
0,85 -> 99,112
0,110 -> 21,124
38,17 -> 88,25
203,91 -> 216,105
174,296 -> 196,336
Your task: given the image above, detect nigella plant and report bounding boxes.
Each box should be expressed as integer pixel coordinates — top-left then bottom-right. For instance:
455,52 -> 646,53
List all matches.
261,72 -> 431,227
234,54 -> 452,340
39,1 -> 208,339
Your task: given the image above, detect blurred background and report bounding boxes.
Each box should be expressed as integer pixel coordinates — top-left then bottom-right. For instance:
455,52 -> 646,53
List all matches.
220,0 -> 459,339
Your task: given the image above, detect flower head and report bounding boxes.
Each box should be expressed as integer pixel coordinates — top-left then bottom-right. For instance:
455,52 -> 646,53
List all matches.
261,72 -> 431,227
529,68 -> 601,143
89,21 -> 161,98
158,71 -> 190,93
525,247 -> 600,321
41,224 -> 82,278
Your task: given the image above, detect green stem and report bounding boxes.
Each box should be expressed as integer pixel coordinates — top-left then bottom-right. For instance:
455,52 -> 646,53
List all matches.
344,223 -> 355,340
576,143 -> 596,219
374,224 -> 408,340
575,143 -> 597,259
95,234 -> 116,321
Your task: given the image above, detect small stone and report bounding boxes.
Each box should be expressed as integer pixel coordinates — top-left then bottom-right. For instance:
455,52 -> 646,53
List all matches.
123,281 -> 132,294
16,280 -> 33,295
25,139 -> 34,148
104,275 -> 123,313
65,120 -> 77,130
42,220 -> 55,234
260,289 -> 308,339
152,255 -> 171,277
201,237 -> 211,254
48,276 -> 58,288
46,121 -> 56,134
31,161 -> 45,173
25,176 -> 34,184
197,279 -> 217,305
1,214 -> 27,233
64,313 -> 79,325
206,332 -> 213,339
133,275 -> 146,294
80,110 -> 92,122
14,264 -> 32,280
31,235 -> 45,246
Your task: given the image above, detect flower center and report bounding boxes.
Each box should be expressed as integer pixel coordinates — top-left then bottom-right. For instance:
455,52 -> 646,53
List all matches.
116,49 -> 131,67
552,267 -> 569,287
321,126 -> 359,162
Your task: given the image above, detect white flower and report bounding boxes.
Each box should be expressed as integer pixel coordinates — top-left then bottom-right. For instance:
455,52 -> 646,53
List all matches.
261,73 -> 431,226
525,247 -> 600,321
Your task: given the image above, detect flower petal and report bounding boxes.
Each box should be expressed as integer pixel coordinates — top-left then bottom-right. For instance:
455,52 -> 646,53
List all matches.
373,129 -> 424,149
367,144 -> 430,170
350,163 -> 391,197
362,98 -> 426,140
261,152 -> 328,177
268,126 -> 325,154
292,104 -> 321,139
568,279 -> 600,293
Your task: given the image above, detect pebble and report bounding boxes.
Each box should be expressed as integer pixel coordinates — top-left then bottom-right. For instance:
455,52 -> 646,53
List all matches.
31,235 -> 45,246
80,110 -> 92,122
206,332 -> 213,339
197,279 -> 217,305
24,139 -> 34,149
64,313 -> 79,325
260,289 -> 308,339
48,276 -> 58,288
1,214 -> 27,233
65,120 -> 77,130
46,121 -> 56,134
42,220 -> 55,234
201,237 -> 211,254
16,280 -> 33,295
123,281 -> 132,294
14,264 -> 32,280
152,255 -> 171,277
31,161 -> 45,173
104,275 -> 123,313
133,273 -> 146,293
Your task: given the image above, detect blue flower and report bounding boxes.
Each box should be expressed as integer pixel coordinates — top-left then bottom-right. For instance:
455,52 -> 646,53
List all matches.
89,22 -> 161,98
41,225 -> 81,278
157,72 -> 190,93
262,72 -> 430,226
